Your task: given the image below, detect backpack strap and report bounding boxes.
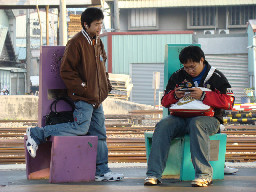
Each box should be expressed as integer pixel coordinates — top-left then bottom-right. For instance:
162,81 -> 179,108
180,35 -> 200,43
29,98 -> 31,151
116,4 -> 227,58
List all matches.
50,97 -> 75,113
203,66 -> 216,85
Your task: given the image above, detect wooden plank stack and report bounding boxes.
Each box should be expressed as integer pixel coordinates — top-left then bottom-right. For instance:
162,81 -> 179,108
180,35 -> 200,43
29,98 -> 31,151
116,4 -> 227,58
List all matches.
108,73 -> 133,101
68,14 -> 81,39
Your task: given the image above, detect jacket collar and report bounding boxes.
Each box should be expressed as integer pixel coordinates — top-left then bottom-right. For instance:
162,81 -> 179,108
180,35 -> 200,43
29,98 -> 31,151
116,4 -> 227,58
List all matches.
81,29 -> 94,45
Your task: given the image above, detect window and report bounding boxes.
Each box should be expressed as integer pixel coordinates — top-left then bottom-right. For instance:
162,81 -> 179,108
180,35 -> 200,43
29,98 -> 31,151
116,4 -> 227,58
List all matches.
33,22 -> 39,26
19,10 -> 24,15
228,6 -> 256,26
33,28 -> 40,36
129,8 -> 158,30
188,7 -> 217,28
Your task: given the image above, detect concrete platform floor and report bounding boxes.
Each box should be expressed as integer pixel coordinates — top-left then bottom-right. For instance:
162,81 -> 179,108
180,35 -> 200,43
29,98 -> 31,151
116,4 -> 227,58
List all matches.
0,166 -> 256,192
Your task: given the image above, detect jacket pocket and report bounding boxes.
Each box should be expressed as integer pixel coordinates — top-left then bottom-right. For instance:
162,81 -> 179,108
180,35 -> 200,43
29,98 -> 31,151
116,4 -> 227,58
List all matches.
72,82 -> 88,98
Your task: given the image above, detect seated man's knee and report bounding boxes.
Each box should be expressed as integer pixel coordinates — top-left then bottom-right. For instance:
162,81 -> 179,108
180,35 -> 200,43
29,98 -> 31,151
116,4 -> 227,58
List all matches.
73,123 -> 90,135
189,117 -> 210,133
155,117 -> 173,133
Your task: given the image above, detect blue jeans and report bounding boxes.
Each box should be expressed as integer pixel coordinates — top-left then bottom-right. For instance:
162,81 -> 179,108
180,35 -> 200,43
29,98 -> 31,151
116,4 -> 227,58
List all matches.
146,115 -> 220,181
31,101 -> 110,176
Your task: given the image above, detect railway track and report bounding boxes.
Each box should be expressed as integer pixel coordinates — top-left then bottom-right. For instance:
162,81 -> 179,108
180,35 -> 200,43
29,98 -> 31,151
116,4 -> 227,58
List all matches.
0,121 -> 256,164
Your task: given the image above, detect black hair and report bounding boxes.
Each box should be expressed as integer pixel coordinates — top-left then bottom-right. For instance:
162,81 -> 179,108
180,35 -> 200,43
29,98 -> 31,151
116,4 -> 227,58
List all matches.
81,8 -> 104,30
179,45 -> 206,64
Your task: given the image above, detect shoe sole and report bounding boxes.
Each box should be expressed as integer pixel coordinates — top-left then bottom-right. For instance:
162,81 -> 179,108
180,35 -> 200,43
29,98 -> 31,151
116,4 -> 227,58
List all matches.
191,181 -> 213,187
144,178 -> 161,185
95,176 -> 124,182
224,172 -> 237,174
144,182 -> 158,186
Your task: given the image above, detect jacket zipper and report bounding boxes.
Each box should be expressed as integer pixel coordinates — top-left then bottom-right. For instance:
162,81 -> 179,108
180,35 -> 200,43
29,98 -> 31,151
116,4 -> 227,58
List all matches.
94,41 -> 101,105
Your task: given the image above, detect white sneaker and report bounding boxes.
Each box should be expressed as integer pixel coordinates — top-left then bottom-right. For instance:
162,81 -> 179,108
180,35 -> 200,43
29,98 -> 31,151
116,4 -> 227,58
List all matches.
26,127 -> 38,158
224,166 -> 238,174
95,172 -> 124,181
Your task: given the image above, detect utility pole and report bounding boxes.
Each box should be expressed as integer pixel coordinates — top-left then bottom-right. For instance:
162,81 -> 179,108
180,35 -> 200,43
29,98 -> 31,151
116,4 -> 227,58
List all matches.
26,9 -> 31,94
113,0 -> 120,32
253,36 -> 256,100
46,5 -> 49,45
36,0 -> 42,46
59,0 -> 67,45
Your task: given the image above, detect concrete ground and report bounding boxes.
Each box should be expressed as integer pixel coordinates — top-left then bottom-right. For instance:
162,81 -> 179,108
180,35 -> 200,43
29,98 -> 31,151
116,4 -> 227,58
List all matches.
0,164 -> 256,192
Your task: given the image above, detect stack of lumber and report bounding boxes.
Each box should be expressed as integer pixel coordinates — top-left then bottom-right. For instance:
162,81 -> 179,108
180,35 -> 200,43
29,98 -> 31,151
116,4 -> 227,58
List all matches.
68,14 -> 81,38
108,73 -> 133,101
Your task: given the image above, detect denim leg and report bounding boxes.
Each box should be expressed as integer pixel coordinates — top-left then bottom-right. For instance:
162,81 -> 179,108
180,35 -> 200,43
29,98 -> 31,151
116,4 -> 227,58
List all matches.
43,100 -> 93,138
146,115 -> 187,180
88,105 -> 110,176
30,127 -> 45,145
30,101 -> 93,145
33,101 -> 110,176
186,116 -> 220,179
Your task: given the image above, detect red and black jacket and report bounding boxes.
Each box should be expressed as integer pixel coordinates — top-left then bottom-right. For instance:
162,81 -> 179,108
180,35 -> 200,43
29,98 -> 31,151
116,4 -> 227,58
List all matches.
162,62 -> 235,124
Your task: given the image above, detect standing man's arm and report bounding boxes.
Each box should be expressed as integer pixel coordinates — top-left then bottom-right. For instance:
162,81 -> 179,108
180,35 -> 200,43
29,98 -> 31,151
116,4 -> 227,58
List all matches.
60,41 -> 88,97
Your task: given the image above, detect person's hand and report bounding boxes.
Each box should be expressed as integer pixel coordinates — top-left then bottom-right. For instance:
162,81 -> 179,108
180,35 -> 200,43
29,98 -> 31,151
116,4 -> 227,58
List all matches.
175,87 -> 185,99
188,87 -> 203,100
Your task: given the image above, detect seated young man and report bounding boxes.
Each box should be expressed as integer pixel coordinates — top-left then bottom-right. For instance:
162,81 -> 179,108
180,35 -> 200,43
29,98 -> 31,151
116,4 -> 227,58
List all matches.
144,45 -> 234,187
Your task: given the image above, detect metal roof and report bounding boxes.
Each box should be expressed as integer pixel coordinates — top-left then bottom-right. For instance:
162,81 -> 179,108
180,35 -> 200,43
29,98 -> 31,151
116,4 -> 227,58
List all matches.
106,0 -> 256,8
0,25 -> 8,56
0,67 -> 26,72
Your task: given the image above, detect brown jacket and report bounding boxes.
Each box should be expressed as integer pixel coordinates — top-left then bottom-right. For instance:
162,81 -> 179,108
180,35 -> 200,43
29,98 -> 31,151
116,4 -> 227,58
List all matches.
60,31 -> 111,108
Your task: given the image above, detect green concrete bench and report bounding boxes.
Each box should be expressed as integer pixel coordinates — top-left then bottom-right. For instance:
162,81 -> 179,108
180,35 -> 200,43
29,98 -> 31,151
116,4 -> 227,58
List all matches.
144,132 -> 227,181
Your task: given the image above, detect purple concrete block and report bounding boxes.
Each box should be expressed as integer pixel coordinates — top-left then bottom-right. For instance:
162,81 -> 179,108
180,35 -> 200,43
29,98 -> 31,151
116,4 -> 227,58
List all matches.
26,46 -> 98,182
38,46 -> 68,127
27,46 -> 67,180
24,136 -> 52,179
49,136 -> 98,183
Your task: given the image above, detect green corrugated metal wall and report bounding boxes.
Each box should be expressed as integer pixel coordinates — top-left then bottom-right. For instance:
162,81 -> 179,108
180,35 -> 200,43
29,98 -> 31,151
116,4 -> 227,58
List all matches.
101,36 -> 108,71
111,34 -> 192,74
247,24 -> 255,75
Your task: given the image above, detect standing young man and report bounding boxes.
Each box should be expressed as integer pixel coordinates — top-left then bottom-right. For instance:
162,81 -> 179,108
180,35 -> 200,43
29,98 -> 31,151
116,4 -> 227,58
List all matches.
144,46 -> 234,187
26,8 -> 124,182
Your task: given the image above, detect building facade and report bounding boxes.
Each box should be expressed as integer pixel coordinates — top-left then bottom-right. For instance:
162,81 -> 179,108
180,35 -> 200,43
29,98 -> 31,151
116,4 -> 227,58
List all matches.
104,0 -> 256,104
0,10 -> 26,95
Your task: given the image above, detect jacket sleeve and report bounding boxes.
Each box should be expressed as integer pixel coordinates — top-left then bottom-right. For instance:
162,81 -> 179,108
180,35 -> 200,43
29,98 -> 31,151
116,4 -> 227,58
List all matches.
202,69 -> 235,110
161,72 -> 180,108
161,90 -> 179,108
60,40 -> 87,97
203,89 -> 234,110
